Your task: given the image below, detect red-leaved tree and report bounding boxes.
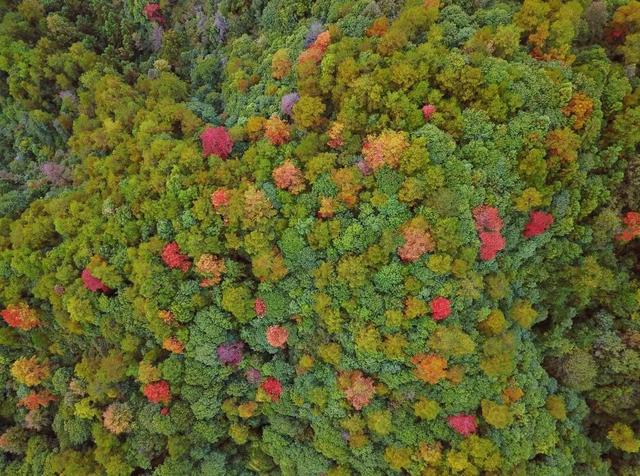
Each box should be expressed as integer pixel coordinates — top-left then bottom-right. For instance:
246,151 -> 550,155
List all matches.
200,126 -> 233,159
161,242 -> 191,272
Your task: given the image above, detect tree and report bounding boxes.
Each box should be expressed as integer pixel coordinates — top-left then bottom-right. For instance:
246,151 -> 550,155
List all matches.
412,354 -> 447,384
81,268 -> 111,293
422,104 -> 436,121
259,377 -> 282,402
272,49 -> 292,79
143,4 -> 165,24
11,357 -> 50,386
161,242 -> 191,272
397,217 -> 434,262
523,211 -> 554,238
103,403 -> 133,435
272,161 -> 305,194
616,211 -> 640,242
264,116 -> 291,146
18,391 -> 56,410
1,303 -> 40,330
217,342 -> 244,366
447,414 -> 477,437
292,96 -> 325,129
281,93 -> 300,116
339,371 -> 375,410
473,206 -> 505,261
143,381 -> 171,405
608,423 -> 640,453
481,400 -> 513,428
362,130 -> 409,171
430,297 -> 452,321
194,254 -> 225,287
266,326 -> 288,348
200,126 -> 233,159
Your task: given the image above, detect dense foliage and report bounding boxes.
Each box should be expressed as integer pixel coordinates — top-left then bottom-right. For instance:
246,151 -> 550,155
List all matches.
1,0 -> 640,474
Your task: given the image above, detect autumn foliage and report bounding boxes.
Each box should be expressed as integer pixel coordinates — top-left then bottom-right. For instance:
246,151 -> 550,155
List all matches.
362,130 -> 409,171
397,218 -> 435,262
616,211 -> 640,242
143,381 -> 171,405
1,0 -> 639,474
266,326 -> 289,348
254,298 -> 267,317
298,30 -> 331,65
17,391 -> 56,411
195,254 -> 225,286
162,337 -> 184,354
217,342 -> 244,366
473,205 -> 506,261
261,377 -> 283,402
422,104 -> 436,121
448,414 -> 478,436
143,3 -> 164,23
210,188 -> 230,209
1,303 -> 40,330
272,160 -> 305,194
430,297 -> 452,321
161,241 -> 191,272
523,211 -> 554,238
200,126 -> 234,159
103,403 -> 133,435
264,116 -> 291,145
412,354 -> 448,384
339,371 -> 376,410
81,268 -> 111,293
11,358 -> 50,387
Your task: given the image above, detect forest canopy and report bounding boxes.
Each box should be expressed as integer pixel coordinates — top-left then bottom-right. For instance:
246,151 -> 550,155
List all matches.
1,0 -> 640,474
